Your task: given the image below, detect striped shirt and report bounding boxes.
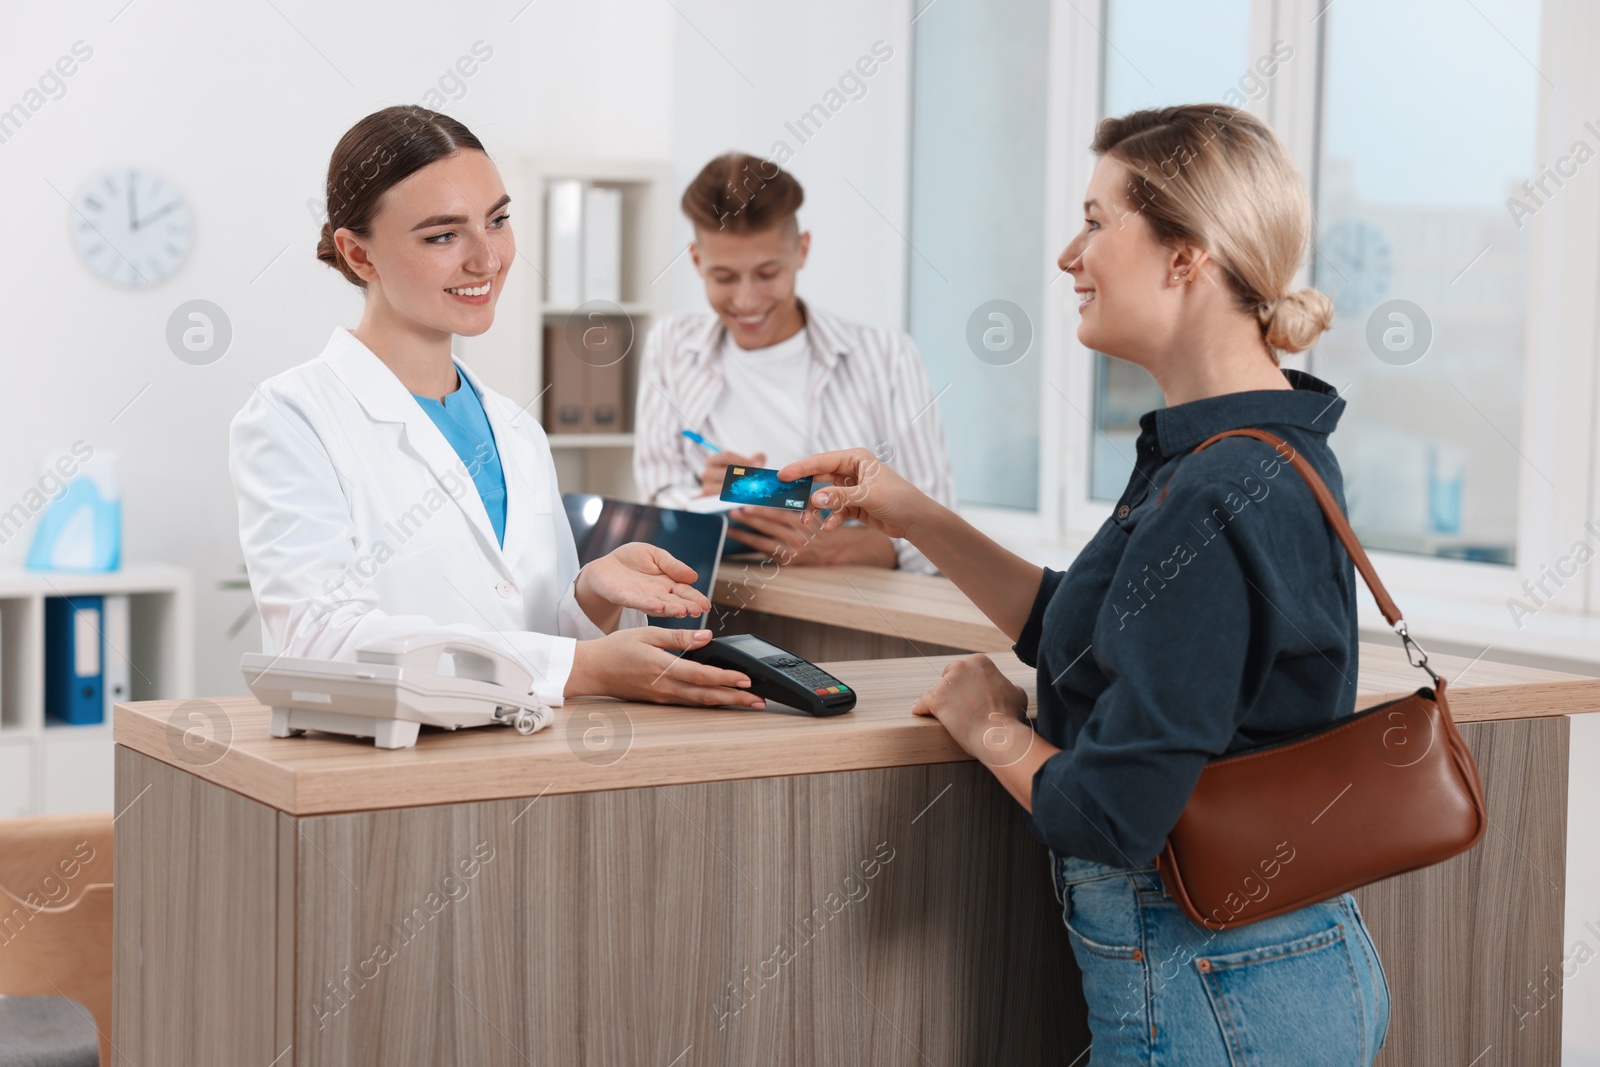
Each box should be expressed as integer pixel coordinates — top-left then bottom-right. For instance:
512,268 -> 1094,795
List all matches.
633,300 -> 955,574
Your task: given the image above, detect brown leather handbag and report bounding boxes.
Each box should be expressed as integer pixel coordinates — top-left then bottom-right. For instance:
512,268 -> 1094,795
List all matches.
1151,427 -> 1489,931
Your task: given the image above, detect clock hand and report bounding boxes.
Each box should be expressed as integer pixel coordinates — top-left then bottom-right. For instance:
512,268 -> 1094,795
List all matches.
135,201 -> 181,230
129,175 -> 139,233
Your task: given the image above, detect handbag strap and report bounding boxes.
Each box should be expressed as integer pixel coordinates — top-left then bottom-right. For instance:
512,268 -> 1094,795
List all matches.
1157,426 -> 1444,689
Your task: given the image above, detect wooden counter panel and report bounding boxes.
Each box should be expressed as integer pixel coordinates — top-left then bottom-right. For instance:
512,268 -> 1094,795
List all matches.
114,560 -> 1589,1063
114,646 -> 1596,817
714,607 -> 973,660
713,562 -> 1014,653
291,760 -> 1087,1066
112,747 -> 288,1065
114,655 -> 1016,816
1358,714 -> 1567,1064
113,718 -> 1569,1064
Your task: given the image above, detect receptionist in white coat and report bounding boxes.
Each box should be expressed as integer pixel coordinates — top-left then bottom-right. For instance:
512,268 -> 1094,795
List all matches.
229,106 -> 764,712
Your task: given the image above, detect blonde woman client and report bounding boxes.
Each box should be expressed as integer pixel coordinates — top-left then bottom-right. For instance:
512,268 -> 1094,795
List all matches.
230,107 -> 763,712
784,105 -> 1389,1064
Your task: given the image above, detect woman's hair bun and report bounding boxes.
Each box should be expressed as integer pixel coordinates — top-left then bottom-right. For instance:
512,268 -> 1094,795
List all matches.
1257,287 -> 1334,354
315,220 -> 364,287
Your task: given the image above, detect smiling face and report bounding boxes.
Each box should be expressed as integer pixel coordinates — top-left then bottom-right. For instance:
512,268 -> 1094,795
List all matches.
1058,156 -> 1187,364
690,222 -> 810,349
333,149 -> 513,339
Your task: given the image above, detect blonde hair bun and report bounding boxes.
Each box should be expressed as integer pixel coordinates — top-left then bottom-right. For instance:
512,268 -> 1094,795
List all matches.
1258,287 -> 1334,354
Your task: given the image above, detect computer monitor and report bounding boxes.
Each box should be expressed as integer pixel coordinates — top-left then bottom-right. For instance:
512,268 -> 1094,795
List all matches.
561,494 -> 729,630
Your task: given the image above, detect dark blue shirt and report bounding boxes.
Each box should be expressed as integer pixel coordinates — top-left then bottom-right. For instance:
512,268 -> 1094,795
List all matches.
1015,369 -> 1359,867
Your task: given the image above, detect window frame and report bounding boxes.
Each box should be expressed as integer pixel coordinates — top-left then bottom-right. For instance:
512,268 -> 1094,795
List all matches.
973,0 -> 1600,629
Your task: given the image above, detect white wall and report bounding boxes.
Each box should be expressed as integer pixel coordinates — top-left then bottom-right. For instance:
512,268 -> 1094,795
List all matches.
668,0 -> 911,328
2,0 -> 908,698
2,1 -> 677,698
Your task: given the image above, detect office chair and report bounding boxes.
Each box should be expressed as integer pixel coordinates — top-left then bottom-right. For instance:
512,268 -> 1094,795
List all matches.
0,813 -> 114,1067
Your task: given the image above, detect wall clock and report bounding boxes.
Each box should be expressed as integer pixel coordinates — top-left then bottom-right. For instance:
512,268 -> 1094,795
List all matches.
71,168 -> 191,288
1317,219 -> 1392,318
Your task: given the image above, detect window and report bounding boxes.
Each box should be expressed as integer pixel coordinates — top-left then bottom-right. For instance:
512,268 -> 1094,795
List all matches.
1310,0 -> 1540,564
1089,0 -> 1257,501
907,0 -> 1052,510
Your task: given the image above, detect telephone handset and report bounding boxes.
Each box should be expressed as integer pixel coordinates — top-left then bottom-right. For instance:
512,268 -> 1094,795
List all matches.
241,632 -> 552,750
356,632 -> 532,687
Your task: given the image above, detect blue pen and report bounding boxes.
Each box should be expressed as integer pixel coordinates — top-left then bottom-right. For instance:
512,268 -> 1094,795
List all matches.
681,429 -> 722,453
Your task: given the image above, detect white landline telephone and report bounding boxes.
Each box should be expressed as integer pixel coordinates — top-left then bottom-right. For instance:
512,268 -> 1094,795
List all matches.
240,632 -> 552,750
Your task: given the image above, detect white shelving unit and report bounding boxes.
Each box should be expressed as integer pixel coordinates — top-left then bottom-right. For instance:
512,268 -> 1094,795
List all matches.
0,564 -> 194,816
465,156 -> 677,502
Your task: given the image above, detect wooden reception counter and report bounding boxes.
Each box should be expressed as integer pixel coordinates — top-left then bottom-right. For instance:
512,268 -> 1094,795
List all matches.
713,560 -> 1013,658
114,617 -> 1593,1064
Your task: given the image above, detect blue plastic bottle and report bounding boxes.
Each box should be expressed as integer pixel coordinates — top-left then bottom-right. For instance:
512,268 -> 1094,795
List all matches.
27,475 -> 122,572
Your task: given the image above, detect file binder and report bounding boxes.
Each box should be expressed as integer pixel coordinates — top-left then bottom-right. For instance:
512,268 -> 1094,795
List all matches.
587,332 -> 627,431
45,595 -> 104,725
102,594 -> 131,720
545,180 -> 584,306
582,185 -> 622,303
543,321 -> 631,434
543,323 -> 590,433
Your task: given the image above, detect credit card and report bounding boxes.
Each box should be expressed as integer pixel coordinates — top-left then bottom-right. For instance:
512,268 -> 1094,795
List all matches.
719,465 -> 814,511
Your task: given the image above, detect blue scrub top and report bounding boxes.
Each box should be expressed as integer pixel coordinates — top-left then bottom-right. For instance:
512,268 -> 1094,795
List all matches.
411,369 -> 508,547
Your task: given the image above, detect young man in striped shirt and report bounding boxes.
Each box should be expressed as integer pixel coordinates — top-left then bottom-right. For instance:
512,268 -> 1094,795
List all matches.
633,152 -> 955,574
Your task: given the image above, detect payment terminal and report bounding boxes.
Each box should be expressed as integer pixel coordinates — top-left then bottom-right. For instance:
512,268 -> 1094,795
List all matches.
680,634 -> 856,716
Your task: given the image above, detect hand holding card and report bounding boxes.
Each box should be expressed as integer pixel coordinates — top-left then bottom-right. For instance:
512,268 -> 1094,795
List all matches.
719,465 -> 814,511
777,447 -> 931,541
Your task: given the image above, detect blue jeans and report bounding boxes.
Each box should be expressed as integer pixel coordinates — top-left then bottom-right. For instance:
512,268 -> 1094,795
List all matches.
1050,853 -> 1391,1065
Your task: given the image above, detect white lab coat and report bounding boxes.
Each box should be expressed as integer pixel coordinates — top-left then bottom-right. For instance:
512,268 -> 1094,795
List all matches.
229,327 -> 640,706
